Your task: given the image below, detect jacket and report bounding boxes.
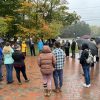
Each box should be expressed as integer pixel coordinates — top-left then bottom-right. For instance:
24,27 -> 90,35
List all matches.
71,41 -> 76,50
38,45 -> 56,75
21,43 -> 27,52
80,49 -> 90,66
37,41 -> 44,51
12,50 -> 25,66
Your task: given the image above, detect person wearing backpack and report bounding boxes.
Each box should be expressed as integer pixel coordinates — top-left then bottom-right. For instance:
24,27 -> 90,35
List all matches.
80,43 -> 91,88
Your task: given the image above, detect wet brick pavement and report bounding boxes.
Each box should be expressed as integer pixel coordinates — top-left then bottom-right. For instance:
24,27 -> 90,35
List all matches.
0,56 -> 100,100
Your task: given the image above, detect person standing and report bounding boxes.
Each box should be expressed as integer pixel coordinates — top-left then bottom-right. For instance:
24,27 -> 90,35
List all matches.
38,45 -> 56,96
29,38 -> 35,56
61,40 -> 65,51
71,39 -> 76,58
3,42 -> 14,84
37,39 -> 44,53
80,43 -> 91,88
21,41 -> 27,56
64,40 -> 70,57
52,41 -> 66,92
0,44 -> 3,81
12,45 -> 29,85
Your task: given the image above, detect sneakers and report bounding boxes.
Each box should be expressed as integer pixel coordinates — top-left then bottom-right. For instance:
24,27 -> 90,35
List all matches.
18,82 -> 22,85
44,89 -> 48,96
25,79 -> 30,82
83,83 -> 91,88
58,88 -> 62,92
47,90 -> 51,97
7,81 -> 14,84
52,89 -> 59,93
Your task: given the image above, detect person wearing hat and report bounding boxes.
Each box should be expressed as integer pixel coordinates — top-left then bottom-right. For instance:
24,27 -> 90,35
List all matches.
3,42 -> 14,84
12,45 -> 29,85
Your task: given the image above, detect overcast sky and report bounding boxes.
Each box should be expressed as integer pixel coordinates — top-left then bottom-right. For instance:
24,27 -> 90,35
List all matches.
67,0 -> 100,26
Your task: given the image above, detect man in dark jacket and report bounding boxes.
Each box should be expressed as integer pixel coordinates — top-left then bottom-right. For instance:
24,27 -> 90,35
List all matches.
64,40 -> 70,57
29,37 -> 35,56
12,45 -> 29,85
71,39 -> 76,58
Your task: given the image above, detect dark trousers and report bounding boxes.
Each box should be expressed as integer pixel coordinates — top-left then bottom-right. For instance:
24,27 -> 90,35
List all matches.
14,65 -> 28,83
30,45 -> 35,56
65,48 -> 69,56
72,50 -> 75,58
53,69 -> 63,89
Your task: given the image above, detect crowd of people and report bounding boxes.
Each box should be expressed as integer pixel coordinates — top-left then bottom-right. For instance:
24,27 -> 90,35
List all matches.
0,37 -> 100,97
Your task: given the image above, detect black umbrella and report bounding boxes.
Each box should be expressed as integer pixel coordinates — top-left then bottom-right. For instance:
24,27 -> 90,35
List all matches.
76,39 -> 98,56
95,37 -> 100,44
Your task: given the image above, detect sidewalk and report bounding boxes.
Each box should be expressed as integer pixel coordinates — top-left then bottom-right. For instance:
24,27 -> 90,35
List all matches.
0,56 -> 100,100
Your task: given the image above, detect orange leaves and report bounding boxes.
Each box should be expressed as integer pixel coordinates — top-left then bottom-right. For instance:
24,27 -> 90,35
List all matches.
17,24 -> 37,37
21,1 -> 33,8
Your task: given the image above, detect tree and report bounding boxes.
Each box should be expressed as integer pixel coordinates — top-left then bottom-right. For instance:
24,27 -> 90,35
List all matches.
60,21 -> 91,38
0,0 -> 80,40
15,0 -> 80,39
0,0 -> 21,39
90,26 -> 100,36
0,17 -> 9,37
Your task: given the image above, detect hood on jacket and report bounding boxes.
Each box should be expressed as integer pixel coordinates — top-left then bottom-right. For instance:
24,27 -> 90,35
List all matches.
42,46 -> 51,53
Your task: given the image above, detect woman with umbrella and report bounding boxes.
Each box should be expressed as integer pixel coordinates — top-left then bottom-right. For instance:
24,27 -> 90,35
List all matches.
80,43 -> 91,88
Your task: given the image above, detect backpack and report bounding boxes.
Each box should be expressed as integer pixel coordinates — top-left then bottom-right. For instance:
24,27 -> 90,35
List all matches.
86,50 -> 94,64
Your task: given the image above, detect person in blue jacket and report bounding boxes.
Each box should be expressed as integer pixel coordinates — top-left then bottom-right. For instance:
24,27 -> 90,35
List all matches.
37,39 -> 44,53
3,42 -> 14,84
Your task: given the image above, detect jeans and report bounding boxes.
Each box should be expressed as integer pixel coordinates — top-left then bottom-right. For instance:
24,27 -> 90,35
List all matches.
14,65 -> 28,83
53,69 -> 63,89
0,64 -> 2,80
5,64 -> 13,82
82,65 -> 90,85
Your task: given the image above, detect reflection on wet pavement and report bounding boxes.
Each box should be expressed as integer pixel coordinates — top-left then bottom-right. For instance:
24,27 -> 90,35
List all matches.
0,56 -> 100,100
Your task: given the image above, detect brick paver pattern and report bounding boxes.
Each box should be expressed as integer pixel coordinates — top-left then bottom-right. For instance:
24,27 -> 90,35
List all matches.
0,56 -> 100,100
